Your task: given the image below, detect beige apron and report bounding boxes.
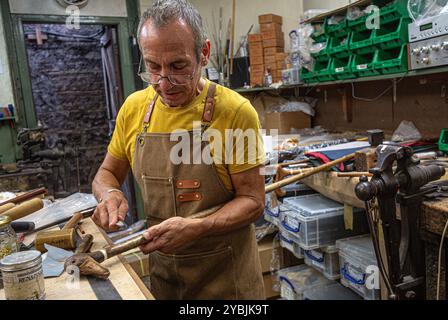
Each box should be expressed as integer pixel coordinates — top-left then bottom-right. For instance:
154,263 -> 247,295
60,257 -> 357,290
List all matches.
133,83 -> 265,300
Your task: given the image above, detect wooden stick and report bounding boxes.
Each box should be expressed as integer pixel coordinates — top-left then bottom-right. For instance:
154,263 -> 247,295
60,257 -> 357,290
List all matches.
230,0 -> 236,75
266,153 -> 356,193
0,198 -> 44,221
0,187 -> 46,207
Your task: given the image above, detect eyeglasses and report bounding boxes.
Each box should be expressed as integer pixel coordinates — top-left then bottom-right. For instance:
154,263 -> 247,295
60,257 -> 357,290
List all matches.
138,56 -> 195,86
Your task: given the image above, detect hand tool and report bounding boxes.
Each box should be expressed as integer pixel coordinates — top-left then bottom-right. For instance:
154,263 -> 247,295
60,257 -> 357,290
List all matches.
0,203 -> 15,214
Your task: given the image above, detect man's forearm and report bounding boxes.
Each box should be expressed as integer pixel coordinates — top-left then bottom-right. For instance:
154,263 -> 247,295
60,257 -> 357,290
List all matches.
92,167 -> 122,201
196,195 -> 264,237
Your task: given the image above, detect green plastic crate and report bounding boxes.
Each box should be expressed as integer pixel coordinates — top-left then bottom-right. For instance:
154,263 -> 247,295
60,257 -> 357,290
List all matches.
349,29 -> 376,54
311,37 -> 331,62
311,23 -> 327,43
373,44 -> 408,74
300,68 -> 318,84
373,17 -> 410,50
329,33 -> 352,59
380,0 -> 410,24
347,13 -> 372,32
351,52 -> 381,77
331,56 -> 356,80
315,59 -> 335,82
439,129 -> 448,154
325,16 -> 349,37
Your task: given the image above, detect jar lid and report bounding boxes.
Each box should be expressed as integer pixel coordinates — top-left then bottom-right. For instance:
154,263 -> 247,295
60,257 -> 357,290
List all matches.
0,250 -> 42,272
0,215 -> 11,228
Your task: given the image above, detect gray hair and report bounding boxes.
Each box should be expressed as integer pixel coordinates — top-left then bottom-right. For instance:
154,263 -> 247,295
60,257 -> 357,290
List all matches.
137,0 -> 207,62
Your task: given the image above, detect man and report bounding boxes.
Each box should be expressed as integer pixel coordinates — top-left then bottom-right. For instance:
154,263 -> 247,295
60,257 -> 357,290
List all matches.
92,0 -> 265,300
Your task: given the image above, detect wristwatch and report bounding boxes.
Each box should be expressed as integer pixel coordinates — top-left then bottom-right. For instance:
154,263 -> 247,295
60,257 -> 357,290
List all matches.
99,188 -> 124,203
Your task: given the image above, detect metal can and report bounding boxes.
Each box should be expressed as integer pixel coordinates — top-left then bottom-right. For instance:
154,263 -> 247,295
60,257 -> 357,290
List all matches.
0,215 -> 19,260
0,250 -> 46,300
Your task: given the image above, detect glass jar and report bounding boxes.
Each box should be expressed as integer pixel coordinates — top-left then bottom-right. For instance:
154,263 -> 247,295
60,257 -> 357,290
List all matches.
0,215 -> 19,260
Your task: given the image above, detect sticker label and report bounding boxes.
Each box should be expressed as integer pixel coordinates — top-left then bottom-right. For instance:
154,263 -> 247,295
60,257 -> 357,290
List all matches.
357,64 -> 368,70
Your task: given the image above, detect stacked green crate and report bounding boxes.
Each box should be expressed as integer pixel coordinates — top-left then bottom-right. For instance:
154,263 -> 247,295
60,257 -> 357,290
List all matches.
351,52 -> 381,77
331,55 -> 356,80
301,67 -> 319,84
315,59 -> 335,82
373,0 -> 411,74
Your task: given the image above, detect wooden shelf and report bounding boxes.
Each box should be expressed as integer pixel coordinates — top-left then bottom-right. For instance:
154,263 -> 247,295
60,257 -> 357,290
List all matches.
234,65 -> 448,94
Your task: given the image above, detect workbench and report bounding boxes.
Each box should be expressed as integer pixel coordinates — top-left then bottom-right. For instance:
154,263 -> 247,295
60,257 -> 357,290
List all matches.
0,218 -> 154,300
302,171 -> 448,300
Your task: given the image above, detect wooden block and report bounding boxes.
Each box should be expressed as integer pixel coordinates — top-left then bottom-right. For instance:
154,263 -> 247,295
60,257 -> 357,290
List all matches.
259,14 -> 283,25
248,33 -> 263,43
263,37 -> 285,48
250,64 -> 265,74
275,52 -> 288,61
264,54 -> 276,64
250,55 -> 264,65
260,22 -> 282,34
264,47 -> 283,56
262,30 -> 284,41
249,42 -> 263,56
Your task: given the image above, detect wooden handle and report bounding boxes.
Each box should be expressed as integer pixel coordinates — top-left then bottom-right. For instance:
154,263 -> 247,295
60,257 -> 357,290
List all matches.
62,212 -> 83,230
0,187 -> 46,207
0,203 -> 15,214
76,234 -> 94,254
0,198 -> 44,221
105,234 -> 148,259
265,153 -> 356,193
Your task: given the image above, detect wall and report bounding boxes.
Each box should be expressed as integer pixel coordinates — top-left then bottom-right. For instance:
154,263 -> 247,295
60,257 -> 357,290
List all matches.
9,0 -> 128,17
190,0 -> 303,56
302,0 -> 351,12
0,9 -> 14,106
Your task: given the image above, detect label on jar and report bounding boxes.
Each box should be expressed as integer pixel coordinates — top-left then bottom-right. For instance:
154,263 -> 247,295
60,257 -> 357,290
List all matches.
3,268 -> 46,300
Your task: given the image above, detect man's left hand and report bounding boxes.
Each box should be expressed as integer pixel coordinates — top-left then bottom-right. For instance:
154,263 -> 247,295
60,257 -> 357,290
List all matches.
139,217 -> 205,254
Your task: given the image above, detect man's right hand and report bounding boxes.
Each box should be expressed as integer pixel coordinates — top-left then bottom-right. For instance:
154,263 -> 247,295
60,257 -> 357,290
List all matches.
92,191 -> 129,232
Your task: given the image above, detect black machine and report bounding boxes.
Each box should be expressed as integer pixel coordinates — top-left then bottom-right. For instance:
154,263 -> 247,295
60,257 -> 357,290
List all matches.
355,143 -> 446,300
229,56 -> 250,89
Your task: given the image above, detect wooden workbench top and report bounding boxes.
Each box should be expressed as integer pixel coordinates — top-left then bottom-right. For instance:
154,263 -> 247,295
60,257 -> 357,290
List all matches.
0,218 -> 154,300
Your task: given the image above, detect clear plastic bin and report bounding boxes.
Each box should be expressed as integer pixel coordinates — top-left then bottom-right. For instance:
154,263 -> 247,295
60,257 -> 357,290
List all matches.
303,282 -> 363,300
278,264 -> 333,300
292,242 -> 304,259
336,235 -> 380,300
281,181 -> 315,198
282,194 -> 369,250
278,228 -> 295,253
304,245 -> 340,280
264,194 -> 280,226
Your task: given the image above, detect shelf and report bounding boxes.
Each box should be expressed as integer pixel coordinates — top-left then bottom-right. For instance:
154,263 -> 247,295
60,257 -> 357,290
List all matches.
234,65 -> 448,93
303,0 -> 372,24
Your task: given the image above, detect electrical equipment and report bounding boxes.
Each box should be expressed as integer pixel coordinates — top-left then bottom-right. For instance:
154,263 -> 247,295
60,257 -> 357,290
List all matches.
409,13 -> 448,43
439,129 -> 448,155
409,34 -> 448,70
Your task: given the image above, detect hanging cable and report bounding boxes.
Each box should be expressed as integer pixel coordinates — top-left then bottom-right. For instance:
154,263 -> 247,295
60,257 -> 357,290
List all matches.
351,75 -> 407,102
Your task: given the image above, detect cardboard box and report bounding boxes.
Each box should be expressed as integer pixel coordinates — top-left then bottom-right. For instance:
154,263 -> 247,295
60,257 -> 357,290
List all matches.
262,30 -> 284,41
122,249 -> 150,278
263,272 -> 280,299
264,111 -> 311,134
248,33 -> 263,43
264,54 -> 277,64
250,64 -> 265,74
259,14 -> 283,25
250,55 -> 264,65
260,22 -> 282,34
275,52 -> 288,62
277,60 -> 287,70
265,62 -> 277,72
249,42 -> 263,56
263,37 -> 285,48
264,47 -> 284,56
258,235 -> 280,273
275,69 -> 283,78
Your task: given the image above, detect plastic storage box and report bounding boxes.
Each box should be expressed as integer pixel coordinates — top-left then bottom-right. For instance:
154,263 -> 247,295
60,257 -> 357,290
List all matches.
300,68 -> 318,84
325,16 -> 349,38
264,194 -> 280,226
281,68 -> 301,84
311,38 -> 331,62
280,181 -> 315,198
328,34 -> 352,59
303,282 -> 363,300
373,17 -> 410,50
336,235 -> 380,300
292,242 -> 304,259
278,264 -> 333,300
373,44 -> 408,74
282,194 -> 369,250
351,52 -> 381,77
349,29 -> 376,55
315,59 -> 335,82
304,245 -> 340,280
278,227 -> 295,253
379,0 -> 410,24
331,56 -> 356,80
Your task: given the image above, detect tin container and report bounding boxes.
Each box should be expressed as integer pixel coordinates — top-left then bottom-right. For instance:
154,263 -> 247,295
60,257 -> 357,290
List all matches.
0,250 -> 46,300
0,215 -> 19,260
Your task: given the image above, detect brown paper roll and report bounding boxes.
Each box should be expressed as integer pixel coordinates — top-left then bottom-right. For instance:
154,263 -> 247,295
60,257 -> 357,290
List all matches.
0,198 -> 44,221
0,203 -> 15,214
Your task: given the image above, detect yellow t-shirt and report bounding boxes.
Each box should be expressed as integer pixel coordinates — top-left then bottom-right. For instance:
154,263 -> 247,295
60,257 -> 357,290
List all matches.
108,79 -> 265,192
